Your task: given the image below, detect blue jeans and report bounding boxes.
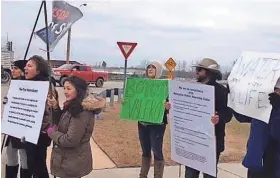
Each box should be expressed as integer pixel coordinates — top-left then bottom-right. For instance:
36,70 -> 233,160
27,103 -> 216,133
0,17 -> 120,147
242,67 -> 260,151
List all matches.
138,123 -> 166,161
185,152 -> 220,178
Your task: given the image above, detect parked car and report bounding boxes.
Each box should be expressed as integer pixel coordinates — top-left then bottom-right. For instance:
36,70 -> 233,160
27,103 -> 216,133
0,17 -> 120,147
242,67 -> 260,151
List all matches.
52,64 -> 108,87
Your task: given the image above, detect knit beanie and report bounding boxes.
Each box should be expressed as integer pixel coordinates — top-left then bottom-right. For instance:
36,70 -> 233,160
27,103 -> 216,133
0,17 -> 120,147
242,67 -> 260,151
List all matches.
12,60 -> 28,72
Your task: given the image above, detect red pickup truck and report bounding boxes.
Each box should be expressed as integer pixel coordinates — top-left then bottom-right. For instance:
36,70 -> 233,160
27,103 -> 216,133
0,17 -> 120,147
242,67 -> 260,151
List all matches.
52,64 -> 108,87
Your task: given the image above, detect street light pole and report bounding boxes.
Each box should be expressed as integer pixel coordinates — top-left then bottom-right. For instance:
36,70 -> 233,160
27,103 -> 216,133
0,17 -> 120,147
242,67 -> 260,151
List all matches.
65,3 -> 87,64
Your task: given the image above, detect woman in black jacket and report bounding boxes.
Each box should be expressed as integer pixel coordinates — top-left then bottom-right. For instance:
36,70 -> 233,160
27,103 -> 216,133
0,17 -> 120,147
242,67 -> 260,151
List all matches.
5,60 -> 32,178
24,55 -> 53,178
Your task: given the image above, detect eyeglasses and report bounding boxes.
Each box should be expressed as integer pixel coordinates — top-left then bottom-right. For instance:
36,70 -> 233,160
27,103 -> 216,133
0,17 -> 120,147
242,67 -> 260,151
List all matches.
196,67 -> 203,72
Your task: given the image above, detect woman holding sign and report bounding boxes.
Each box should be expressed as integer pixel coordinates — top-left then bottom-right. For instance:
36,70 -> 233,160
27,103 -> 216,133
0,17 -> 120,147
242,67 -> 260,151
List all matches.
232,78 -> 280,178
137,61 -> 170,178
46,76 -> 106,178
24,55 -> 54,178
5,60 -> 32,178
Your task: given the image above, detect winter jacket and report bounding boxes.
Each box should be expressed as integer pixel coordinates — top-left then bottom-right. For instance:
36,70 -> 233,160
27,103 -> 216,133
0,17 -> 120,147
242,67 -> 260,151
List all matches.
208,81 -> 233,153
233,107 -> 280,177
49,95 -> 106,178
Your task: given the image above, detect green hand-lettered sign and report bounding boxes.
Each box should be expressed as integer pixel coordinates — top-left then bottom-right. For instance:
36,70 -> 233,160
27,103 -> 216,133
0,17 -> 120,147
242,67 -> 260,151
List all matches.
120,78 -> 168,123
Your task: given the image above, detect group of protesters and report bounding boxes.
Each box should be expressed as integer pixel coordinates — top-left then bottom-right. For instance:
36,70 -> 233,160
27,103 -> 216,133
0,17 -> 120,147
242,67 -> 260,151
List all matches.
4,55 -> 106,178
3,56 -> 280,178
137,58 -> 280,178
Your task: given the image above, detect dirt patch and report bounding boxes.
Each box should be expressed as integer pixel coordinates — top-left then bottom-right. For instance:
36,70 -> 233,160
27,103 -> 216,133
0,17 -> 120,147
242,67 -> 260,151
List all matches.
220,119 -> 250,163
93,103 -> 250,167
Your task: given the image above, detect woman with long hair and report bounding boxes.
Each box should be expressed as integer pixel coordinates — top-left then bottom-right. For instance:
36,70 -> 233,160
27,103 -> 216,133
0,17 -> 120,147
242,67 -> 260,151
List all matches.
47,76 -> 106,178
24,55 -> 53,178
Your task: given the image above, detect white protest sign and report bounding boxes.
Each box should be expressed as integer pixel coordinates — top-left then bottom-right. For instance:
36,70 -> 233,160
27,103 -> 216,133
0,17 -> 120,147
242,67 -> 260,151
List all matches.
1,80 -> 49,144
169,80 -> 216,177
228,51 -> 280,123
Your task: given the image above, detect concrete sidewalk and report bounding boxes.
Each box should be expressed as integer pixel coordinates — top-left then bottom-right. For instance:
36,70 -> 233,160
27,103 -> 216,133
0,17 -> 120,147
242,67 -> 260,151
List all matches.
2,134 -> 247,178
46,137 -> 116,170
72,164 -> 247,178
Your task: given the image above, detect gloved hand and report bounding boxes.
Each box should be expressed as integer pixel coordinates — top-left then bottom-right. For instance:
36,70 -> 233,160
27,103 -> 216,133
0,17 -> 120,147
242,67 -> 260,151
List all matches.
269,92 -> 280,108
47,125 -> 57,137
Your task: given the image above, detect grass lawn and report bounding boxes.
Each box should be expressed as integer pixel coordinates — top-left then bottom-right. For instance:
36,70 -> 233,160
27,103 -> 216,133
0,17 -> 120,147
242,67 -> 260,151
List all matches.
93,103 -> 250,167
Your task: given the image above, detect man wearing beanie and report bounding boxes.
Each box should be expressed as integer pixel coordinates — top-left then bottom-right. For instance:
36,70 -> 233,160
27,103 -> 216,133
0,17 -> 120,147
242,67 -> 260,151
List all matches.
5,59 -> 32,177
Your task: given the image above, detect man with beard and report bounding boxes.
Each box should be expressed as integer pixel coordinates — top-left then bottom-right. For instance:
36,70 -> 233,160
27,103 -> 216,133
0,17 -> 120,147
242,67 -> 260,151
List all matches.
184,58 -> 233,178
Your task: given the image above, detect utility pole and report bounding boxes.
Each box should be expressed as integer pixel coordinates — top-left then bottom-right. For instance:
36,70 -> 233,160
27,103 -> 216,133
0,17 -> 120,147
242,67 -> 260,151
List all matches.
65,3 -> 87,64
65,28 -> 71,64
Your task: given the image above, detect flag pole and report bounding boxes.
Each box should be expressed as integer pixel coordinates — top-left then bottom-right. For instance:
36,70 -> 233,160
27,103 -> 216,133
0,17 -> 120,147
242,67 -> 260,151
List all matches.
23,1 -> 44,60
43,1 -> 56,178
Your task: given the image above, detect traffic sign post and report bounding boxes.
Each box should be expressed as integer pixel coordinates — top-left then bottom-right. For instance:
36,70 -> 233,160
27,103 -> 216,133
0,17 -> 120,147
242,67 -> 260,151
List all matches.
117,42 -> 137,90
165,57 -> 176,80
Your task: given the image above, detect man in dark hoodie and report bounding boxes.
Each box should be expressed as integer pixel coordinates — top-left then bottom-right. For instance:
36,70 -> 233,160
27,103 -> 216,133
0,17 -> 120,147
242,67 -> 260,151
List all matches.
184,58 -> 233,178
4,60 -> 32,178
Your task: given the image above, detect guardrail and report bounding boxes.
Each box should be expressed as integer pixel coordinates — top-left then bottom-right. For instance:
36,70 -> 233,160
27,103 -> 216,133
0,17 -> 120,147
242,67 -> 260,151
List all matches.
90,88 -> 123,120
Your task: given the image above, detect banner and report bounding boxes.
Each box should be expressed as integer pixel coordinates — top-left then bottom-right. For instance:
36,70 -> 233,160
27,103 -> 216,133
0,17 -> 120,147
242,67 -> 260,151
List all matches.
120,78 -> 168,123
35,1 -> 83,50
169,80 -> 216,177
1,80 -> 49,144
227,51 -> 280,123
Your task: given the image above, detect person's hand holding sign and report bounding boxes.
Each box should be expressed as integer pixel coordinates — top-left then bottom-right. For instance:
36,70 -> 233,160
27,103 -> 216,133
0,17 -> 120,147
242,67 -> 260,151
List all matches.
211,112 -> 219,125
165,102 -> 171,110
47,96 -> 59,110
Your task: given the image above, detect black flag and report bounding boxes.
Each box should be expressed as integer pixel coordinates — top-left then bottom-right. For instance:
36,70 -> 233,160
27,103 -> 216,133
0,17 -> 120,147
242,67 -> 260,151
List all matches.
35,1 -> 83,51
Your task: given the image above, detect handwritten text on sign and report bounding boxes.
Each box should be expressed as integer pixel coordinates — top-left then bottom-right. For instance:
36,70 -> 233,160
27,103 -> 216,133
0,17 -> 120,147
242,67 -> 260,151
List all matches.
120,78 -> 168,123
1,80 -> 49,144
227,51 -> 280,123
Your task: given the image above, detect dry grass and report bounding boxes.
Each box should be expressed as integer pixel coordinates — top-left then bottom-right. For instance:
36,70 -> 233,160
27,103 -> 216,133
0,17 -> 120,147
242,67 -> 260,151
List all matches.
93,103 -> 250,167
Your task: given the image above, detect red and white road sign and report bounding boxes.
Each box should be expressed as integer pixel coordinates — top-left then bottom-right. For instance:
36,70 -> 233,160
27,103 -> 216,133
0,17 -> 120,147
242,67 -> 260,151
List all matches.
117,42 -> 137,60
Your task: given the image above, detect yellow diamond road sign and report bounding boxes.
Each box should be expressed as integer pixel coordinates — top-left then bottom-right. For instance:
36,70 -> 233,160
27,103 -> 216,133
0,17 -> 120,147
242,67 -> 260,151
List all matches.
165,58 -> 176,71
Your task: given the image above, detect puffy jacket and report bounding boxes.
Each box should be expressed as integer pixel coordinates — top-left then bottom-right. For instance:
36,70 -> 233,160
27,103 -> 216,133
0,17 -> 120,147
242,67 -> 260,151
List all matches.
49,95 -> 106,178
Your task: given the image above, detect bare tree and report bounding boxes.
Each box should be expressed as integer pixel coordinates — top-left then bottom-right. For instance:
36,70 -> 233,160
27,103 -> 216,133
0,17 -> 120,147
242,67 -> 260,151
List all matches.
139,60 -> 150,68
182,60 -> 187,71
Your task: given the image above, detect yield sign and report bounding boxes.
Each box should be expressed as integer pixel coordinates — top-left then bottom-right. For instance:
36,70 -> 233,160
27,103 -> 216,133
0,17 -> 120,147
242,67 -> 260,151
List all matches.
117,42 -> 137,60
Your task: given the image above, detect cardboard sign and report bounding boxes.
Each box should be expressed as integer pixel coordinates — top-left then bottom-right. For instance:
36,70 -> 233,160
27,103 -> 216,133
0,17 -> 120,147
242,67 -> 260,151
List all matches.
2,80 -> 49,144
227,51 -> 280,123
120,78 -> 168,123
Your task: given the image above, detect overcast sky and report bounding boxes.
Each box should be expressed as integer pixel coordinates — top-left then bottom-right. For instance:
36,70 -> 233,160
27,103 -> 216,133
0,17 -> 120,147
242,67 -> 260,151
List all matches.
1,0 -> 280,70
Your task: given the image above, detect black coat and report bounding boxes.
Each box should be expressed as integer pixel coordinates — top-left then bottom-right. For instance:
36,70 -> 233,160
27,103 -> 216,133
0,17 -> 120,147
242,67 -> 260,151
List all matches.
208,81 -> 233,153
5,136 -> 24,149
